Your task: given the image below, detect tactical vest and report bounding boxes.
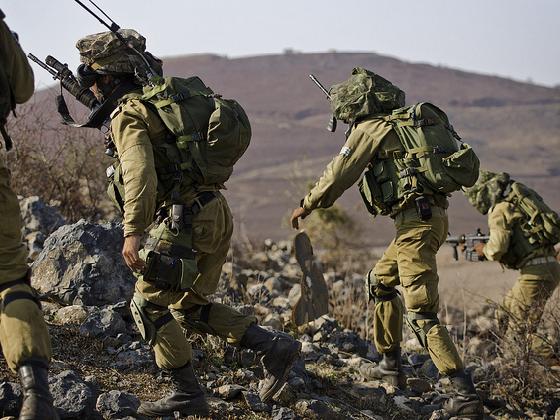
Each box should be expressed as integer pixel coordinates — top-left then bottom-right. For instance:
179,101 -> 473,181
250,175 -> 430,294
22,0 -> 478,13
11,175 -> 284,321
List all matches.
359,103 -> 479,216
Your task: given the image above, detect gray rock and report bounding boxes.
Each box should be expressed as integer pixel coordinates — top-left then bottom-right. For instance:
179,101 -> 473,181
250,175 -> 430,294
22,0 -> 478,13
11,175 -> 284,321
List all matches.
20,196 -> 65,237
242,391 -> 269,412
80,307 -> 126,338
272,405 -> 297,420
555,407 -> 560,420
420,359 -> 439,379
295,399 -> 343,419
115,342 -> 153,370
24,231 -> 47,260
429,409 -> 450,420
407,377 -> 432,394
49,370 -> 96,419
32,220 -> 135,306
0,382 -> 22,417
96,390 -> 140,419
55,305 -> 90,325
215,384 -> 245,400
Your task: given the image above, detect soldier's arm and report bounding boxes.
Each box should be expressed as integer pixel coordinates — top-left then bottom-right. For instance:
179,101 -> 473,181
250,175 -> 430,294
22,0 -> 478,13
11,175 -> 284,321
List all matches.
111,100 -> 157,237
483,202 -> 512,261
302,122 -> 386,211
0,16 -> 34,103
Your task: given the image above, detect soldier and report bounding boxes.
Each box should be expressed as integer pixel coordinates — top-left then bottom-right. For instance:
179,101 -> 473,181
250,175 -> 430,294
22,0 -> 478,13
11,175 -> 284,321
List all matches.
74,29 -> 301,418
464,170 -> 560,358
291,68 -> 483,418
0,10 -> 59,420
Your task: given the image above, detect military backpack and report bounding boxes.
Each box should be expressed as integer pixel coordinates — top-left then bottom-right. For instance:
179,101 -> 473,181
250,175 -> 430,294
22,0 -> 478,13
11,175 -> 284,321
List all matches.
139,76 -> 251,188
505,181 -> 560,247
359,102 -> 480,216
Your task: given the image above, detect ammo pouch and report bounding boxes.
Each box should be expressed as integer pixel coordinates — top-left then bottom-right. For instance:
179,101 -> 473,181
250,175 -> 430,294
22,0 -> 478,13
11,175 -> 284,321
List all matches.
142,249 -> 198,291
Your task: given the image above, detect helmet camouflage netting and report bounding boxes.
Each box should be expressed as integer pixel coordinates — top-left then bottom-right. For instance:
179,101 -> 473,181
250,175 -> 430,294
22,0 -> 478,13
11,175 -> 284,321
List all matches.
463,169 -> 512,214
76,29 -> 150,75
329,67 -> 406,123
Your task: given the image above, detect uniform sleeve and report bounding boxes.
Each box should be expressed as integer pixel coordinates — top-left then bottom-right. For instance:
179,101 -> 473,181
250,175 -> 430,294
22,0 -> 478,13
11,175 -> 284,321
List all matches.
483,202 -> 512,261
303,125 -> 385,211
0,17 -> 34,104
111,101 -> 157,236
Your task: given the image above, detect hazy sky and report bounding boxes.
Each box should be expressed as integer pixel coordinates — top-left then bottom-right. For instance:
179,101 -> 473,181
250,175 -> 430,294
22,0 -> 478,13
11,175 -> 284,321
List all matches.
3,0 -> 559,90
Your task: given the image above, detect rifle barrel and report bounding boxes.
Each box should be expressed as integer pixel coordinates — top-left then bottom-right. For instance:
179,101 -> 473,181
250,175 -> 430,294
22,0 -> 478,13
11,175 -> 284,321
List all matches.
27,53 -> 58,78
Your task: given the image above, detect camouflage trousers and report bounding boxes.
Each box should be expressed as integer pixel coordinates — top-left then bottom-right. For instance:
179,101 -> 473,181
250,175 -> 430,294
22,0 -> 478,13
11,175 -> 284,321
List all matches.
371,206 -> 464,375
133,192 -> 256,369
497,260 -> 560,357
0,147 -> 51,371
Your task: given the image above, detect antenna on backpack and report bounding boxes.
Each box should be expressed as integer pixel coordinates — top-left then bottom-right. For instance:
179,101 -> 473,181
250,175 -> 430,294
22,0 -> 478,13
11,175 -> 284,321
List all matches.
72,0 -> 159,82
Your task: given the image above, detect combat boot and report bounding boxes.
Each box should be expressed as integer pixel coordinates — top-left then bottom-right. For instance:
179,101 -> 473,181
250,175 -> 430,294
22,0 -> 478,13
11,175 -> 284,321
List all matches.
137,362 -> 209,418
443,370 -> 484,419
360,347 -> 406,388
240,324 -> 302,402
18,362 -> 59,420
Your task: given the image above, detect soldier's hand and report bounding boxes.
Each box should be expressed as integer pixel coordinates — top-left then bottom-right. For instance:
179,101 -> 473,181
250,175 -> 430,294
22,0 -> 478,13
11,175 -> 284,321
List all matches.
122,234 -> 145,272
473,242 -> 485,257
290,207 -> 310,230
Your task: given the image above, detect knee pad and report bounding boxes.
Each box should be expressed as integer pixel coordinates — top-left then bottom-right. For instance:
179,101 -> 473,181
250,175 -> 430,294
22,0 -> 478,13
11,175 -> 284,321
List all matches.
405,312 -> 440,349
366,270 -> 398,304
129,294 -> 173,346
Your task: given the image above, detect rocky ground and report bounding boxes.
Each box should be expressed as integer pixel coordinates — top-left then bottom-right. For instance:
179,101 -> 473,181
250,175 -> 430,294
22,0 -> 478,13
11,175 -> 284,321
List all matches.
1,198 -> 560,419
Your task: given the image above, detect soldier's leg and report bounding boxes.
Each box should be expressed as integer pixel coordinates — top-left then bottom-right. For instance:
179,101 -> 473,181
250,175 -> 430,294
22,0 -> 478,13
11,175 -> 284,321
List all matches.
502,261 -> 560,356
0,153 -> 58,419
396,208 -> 481,418
370,239 -> 404,353
171,194 -> 300,402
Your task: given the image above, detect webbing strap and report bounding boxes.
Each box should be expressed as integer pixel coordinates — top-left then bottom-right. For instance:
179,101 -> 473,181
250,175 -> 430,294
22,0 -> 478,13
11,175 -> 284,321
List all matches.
0,274 -> 30,293
408,311 -> 439,321
200,303 -> 213,324
153,312 -> 174,330
1,291 -> 40,309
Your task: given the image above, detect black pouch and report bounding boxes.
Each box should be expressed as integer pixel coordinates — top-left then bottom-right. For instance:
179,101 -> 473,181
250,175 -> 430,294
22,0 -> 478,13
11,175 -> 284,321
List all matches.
143,251 -> 198,291
415,196 -> 432,221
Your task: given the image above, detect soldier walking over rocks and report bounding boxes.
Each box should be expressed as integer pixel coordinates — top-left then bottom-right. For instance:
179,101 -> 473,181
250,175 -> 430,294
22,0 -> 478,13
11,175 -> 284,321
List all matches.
465,170 -> 560,360
72,29 -> 301,418
291,67 -> 484,418
0,9 -> 59,420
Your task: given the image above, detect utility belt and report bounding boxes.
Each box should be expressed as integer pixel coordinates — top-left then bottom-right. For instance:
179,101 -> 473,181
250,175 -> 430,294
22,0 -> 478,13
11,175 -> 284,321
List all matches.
522,256 -> 557,268
393,194 -> 447,222
141,191 -> 217,291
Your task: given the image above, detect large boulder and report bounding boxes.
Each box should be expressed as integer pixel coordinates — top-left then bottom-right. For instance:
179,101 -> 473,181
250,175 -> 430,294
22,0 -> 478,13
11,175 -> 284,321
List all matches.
49,370 -> 96,419
19,196 -> 66,259
32,220 -> 135,306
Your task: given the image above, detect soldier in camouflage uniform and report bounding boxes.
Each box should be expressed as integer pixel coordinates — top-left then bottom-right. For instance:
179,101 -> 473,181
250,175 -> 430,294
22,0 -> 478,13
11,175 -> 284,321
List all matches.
291,68 -> 483,418
74,29 -> 301,417
0,10 -> 58,420
465,170 -> 560,358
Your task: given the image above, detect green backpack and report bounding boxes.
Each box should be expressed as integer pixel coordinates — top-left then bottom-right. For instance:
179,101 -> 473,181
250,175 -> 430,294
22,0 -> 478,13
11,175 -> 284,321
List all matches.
506,182 -> 560,246
140,76 -> 251,186
385,102 -> 480,194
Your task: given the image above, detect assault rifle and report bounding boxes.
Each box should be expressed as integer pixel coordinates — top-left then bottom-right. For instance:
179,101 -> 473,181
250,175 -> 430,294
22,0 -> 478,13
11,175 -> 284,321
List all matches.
309,74 -> 337,133
446,228 -> 490,262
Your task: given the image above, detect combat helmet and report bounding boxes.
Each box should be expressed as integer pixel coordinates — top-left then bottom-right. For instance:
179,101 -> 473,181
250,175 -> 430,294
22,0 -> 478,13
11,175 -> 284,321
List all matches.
329,67 -> 405,123
463,169 -> 512,214
75,29 -> 162,86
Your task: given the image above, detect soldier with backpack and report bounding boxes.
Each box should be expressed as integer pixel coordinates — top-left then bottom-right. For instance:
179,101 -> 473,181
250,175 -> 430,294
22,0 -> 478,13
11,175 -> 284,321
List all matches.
0,10 -> 59,420
291,67 -> 483,418
74,29 -> 301,417
464,170 -> 560,359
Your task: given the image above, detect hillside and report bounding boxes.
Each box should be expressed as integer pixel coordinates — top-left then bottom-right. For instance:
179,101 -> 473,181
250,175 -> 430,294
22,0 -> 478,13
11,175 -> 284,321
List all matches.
32,52 -> 560,245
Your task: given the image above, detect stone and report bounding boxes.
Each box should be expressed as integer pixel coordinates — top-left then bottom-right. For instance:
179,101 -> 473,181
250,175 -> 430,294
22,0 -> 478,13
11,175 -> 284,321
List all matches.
96,390 -> 140,419
555,407 -> 560,420
32,220 -> 135,306
215,384 -> 245,400
262,313 -> 283,330
407,377 -> 432,394
115,342 -> 153,370
272,405 -> 297,420
20,196 -> 65,235
295,399 -> 343,419
429,409 -> 450,420
0,382 -> 22,417
393,395 -> 414,412
242,391 -> 269,412
419,359 -> 439,379
79,307 -> 126,338
54,305 -> 90,325
49,370 -> 96,419
24,231 -> 47,260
